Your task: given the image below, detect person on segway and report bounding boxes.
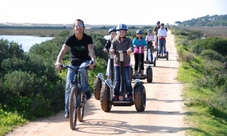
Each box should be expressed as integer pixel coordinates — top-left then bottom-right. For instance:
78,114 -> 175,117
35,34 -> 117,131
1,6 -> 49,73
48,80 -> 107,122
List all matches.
103,27 -> 117,79
157,23 -> 167,56
145,29 -> 155,63
132,29 -> 147,76
153,21 -> 161,51
109,24 -> 133,101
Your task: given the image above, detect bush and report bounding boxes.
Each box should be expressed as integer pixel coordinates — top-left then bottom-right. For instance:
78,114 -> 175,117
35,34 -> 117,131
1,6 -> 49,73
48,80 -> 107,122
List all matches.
191,37 -> 227,56
177,45 -> 194,62
200,49 -> 225,62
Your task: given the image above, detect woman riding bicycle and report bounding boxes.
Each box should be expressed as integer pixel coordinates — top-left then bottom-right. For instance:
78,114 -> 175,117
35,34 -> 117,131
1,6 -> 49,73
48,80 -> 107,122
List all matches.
55,19 -> 96,118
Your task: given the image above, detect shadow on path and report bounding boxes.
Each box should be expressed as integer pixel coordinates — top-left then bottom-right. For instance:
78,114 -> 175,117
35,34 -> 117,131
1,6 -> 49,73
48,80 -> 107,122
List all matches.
73,119 -> 208,135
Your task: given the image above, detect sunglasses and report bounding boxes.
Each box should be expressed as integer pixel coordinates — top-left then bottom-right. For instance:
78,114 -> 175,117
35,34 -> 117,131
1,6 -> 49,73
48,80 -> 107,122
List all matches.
75,24 -> 84,28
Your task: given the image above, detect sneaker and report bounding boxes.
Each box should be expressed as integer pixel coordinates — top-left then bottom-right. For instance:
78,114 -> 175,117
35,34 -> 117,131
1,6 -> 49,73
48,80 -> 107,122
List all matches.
128,94 -> 133,100
112,95 -> 119,101
65,112 -> 69,118
85,91 -> 91,100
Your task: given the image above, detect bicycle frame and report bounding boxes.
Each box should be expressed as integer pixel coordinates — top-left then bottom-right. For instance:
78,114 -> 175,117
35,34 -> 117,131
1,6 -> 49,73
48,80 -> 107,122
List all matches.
61,63 -> 91,130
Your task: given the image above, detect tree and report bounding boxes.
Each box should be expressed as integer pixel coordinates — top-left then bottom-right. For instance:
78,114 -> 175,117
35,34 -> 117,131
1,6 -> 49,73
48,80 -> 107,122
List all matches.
174,21 -> 182,25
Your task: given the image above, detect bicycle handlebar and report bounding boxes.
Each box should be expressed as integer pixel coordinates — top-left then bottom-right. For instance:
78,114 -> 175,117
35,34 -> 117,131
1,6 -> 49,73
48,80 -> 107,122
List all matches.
61,61 -> 94,71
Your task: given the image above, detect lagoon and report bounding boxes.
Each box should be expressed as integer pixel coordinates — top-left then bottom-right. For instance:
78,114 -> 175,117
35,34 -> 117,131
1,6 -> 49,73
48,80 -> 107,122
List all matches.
0,35 -> 54,52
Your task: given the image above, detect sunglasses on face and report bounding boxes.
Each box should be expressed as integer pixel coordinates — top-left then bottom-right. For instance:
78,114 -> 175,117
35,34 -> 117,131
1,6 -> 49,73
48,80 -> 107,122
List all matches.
75,24 -> 84,28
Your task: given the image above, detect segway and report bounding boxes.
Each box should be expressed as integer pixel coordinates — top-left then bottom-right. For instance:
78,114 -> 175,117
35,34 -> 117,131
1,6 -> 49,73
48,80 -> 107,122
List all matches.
156,37 -> 169,60
132,47 -> 153,83
144,46 -> 156,67
100,50 -> 146,112
93,50 -> 115,100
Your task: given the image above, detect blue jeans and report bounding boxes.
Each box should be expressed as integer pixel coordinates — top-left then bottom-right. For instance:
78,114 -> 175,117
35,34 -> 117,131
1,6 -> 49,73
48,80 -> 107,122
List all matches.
114,66 -> 132,96
65,61 -> 90,113
158,39 -> 166,55
146,48 -> 153,61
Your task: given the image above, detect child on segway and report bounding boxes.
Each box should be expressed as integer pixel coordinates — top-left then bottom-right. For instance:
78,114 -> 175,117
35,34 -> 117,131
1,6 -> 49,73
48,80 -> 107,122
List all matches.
103,27 -> 117,79
132,29 -> 147,76
145,29 -> 155,63
110,24 -> 133,101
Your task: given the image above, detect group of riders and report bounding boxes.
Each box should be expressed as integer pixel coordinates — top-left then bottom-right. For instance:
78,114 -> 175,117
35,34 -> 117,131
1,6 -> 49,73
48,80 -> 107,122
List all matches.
54,19 -> 168,117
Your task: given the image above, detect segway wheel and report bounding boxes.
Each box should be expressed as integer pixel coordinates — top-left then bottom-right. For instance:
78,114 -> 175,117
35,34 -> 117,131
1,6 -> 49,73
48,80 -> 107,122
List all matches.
166,51 -> 169,60
100,85 -> 112,112
153,56 -> 156,67
146,67 -> 153,83
134,85 -> 146,112
93,77 -> 102,100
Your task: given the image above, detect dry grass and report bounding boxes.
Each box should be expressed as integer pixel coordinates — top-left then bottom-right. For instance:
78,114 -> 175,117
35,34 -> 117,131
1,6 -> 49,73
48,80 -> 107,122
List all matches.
179,26 -> 227,39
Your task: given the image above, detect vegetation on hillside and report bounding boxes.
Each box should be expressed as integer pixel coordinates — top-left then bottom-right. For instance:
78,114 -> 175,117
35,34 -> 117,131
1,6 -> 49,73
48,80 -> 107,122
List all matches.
172,26 -> 227,135
175,14 -> 227,26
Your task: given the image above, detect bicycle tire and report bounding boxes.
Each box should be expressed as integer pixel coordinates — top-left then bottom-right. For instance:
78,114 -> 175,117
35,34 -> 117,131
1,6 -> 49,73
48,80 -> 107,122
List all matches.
78,92 -> 85,122
69,86 -> 78,130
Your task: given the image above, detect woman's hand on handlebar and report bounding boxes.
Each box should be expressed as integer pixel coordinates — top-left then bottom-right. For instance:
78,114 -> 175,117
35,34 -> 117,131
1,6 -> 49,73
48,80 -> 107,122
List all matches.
110,49 -> 115,54
127,48 -> 132,55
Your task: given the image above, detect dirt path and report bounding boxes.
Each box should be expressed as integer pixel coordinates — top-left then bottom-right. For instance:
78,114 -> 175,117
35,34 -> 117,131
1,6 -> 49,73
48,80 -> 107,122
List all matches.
6,30 -> 186,136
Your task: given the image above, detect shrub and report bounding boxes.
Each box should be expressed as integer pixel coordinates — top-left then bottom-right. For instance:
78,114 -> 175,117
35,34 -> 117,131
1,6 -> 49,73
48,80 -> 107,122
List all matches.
177,45 -> 194,62
200,49 -> 225,62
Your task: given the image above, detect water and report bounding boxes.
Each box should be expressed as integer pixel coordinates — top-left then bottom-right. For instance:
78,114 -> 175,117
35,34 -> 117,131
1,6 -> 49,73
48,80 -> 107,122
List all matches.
0,35 -> 54,52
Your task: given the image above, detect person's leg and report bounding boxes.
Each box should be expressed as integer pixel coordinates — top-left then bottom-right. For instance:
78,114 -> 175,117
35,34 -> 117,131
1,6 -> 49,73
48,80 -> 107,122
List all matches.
65,65 -> 75,117
146,47 -> 149,61
158,39 -> 161,55
164,39 -> 166,55
113,66 -> 120,100
124,66 -> 132,98
160,40 -> 164,55
79,61 -> 91,100
134,53 -> 139,73
141,54 -> 144,71
150,48 -> 153,61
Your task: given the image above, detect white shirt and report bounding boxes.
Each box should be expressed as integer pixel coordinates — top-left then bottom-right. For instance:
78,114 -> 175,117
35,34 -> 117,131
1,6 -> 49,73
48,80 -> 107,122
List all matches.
157,28 -> 167,37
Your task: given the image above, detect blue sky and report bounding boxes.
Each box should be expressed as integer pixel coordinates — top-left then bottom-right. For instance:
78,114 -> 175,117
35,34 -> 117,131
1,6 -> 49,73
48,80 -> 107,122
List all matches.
1,0 -> 227,25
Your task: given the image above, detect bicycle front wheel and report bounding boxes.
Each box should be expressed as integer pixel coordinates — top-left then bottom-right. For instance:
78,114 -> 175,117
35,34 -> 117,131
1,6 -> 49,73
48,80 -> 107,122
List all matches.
69,86 -> 78,130
78,92 -> 85,122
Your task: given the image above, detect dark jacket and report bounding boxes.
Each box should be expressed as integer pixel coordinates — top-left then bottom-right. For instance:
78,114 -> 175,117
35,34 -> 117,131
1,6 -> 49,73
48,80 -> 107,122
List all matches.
110,36 -> 133,65
153,25 -> 160,35
103,39 -> 111,52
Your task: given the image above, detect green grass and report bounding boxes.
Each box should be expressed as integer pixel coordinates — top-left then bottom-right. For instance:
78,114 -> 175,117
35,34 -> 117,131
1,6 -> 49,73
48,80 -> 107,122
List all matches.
0,106 -> 27,136
177,56 -> 227,136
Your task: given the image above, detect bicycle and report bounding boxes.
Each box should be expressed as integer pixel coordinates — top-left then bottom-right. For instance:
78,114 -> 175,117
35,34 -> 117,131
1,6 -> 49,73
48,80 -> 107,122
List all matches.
61,62 -> 92,130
